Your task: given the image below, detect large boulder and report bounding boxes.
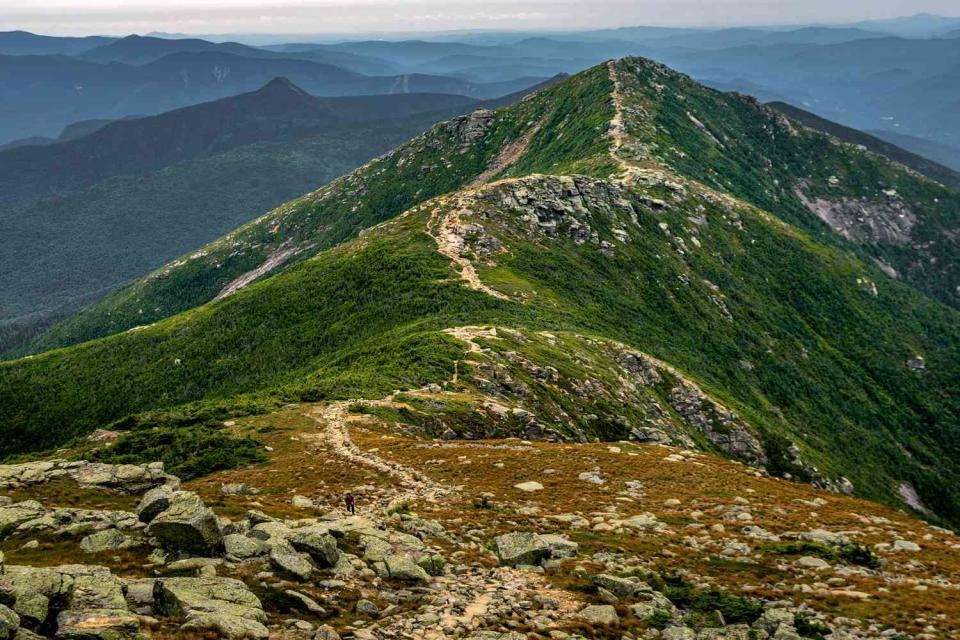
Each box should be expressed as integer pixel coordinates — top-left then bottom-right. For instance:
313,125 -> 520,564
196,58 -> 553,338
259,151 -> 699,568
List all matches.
79,529 -> 137,555
539,534 -> 578,559
55,609 -> 141,639
593,574 -> 642,598
223,534 -> 268,562
289,529 -> 340,567
154,577 -> 267,640
494,532 -> 551,567
269,543 -> 313,581
146,491 -> 223,555
375,555 -> 430,583
2,566 -> 71,627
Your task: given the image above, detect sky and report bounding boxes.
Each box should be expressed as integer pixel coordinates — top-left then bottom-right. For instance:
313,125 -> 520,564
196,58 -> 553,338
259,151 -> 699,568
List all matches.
2,0 -> 960,37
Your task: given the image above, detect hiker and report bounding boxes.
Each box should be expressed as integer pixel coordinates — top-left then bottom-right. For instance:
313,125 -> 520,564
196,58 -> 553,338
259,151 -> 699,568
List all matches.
345,492 -> 356,515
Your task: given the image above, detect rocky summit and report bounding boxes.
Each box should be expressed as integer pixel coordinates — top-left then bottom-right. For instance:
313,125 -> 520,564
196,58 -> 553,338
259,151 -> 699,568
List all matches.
0,56 -> 958,639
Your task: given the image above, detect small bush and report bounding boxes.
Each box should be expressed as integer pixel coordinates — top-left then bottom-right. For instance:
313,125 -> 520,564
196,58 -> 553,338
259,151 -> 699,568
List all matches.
646,610 -> 672,630
794,613 -> 830,639
839,543 -> 882,570
765,541 -> 836,560
659,574 -> 763,624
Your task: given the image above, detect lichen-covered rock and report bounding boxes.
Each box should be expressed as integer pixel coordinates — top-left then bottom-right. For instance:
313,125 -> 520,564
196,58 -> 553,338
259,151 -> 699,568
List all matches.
661,628 -> 696,640
223,534 -> 268,562
146,491 -> 222,555
0,461 -> 176,495
538,534 -> 578,559
154,577 -> 267,639
593,574 -> 643,598
0,503 -> 45,539
416,553 -> 446,577
269,543 -> 313,581
494,532 -> 551,567
0,604 -> 18,640
79,529 -> 136,555
123,579 -> 156,612
577,604 -> 619,625
289,529 -> 340,567
55,608 -> 141,639
2,565 -> 70,627
383,555 -> 430,582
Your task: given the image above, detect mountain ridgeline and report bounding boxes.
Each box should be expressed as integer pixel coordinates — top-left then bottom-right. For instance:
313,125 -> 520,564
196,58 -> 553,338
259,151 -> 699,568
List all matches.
2,59 -> 959,529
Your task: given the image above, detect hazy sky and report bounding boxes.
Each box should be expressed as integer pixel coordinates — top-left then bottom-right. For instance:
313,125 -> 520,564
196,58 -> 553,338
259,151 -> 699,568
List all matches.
2,0 -> 959,36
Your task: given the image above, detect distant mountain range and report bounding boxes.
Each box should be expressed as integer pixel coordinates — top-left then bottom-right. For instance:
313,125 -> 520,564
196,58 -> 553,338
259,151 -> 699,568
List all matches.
0,74 -> 563,352
0,34 -> 544,143
6,25 -> 960,157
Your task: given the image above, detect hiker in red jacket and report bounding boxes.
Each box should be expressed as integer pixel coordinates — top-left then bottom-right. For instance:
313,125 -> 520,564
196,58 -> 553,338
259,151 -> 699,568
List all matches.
345,492 -> 356,515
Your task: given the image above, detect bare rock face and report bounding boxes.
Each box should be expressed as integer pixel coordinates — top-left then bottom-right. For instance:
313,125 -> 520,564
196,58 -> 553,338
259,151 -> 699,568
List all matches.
796,189 -> 916,246
667,380 -> 767,466
145,491 -> 223,556
445,109 -> 495,146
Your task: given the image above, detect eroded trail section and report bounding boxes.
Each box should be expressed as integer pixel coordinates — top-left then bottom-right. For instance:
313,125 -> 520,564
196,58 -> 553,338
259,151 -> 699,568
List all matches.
607,59 -> 633,173
468,114 -> 548,189
427,196 -> 511,301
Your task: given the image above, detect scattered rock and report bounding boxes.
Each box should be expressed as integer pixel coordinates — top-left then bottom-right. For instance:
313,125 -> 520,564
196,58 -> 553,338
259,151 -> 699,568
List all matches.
494,532 -> 551,567
79,529 -> 135,555
892,540 -> 920,552
577,604 -> 619,625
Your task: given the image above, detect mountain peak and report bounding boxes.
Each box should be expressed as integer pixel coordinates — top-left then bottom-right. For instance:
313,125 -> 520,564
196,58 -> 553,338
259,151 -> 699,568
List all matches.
258,76 -> 310,97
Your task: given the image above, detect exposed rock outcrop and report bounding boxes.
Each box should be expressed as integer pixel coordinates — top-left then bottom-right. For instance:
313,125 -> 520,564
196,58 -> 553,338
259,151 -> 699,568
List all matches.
0,461 -> 177,495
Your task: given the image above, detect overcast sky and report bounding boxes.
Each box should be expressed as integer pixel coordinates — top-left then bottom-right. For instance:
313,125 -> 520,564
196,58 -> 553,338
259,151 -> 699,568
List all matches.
2,0 -> 959,37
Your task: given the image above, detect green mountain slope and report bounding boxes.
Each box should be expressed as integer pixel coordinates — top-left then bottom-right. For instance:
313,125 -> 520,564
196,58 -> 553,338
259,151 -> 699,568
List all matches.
27,69 -> 606,353
2,59 -> 959,528
606,59 -> 959,308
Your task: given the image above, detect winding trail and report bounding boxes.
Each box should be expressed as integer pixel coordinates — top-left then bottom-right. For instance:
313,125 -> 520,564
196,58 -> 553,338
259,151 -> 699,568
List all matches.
308,399 -> 452,519
607,59 -> 642,181
427,195 -> 511,301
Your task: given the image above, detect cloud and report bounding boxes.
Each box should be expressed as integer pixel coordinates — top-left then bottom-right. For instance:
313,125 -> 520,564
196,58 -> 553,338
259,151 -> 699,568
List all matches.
3,0 -> 960,36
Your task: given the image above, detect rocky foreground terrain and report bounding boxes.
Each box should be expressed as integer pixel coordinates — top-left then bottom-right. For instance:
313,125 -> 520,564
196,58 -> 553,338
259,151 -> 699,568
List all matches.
1,383 -> 958,640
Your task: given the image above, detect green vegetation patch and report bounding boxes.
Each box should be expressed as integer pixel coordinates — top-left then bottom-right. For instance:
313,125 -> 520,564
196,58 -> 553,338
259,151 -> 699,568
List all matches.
90,411 -> 268,480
